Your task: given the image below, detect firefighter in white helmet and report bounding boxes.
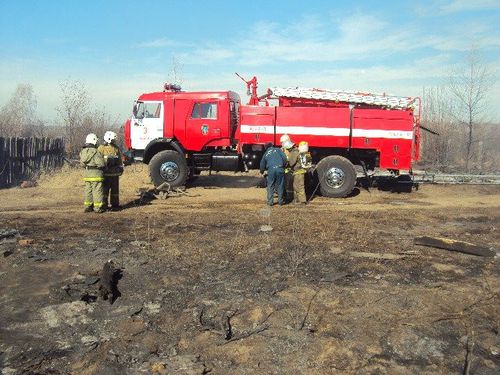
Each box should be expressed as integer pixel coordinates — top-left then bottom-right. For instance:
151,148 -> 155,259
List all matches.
98,131 -> 124,211
279,134 -> 291,143
280,134 -> 294,201
287,141 -> 312,204
80,133 -> 106,213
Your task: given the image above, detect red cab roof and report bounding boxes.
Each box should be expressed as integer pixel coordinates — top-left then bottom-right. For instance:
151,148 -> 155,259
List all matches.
138,91 -> 240,102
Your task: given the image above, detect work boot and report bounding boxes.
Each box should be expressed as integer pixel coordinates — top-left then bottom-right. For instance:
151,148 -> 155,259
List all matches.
95,208 -> 106,213
84,206 -> 93,213
110,206 -> 120,212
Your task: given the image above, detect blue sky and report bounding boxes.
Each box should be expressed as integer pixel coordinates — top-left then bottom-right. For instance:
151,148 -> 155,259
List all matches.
1,0 -> 499,122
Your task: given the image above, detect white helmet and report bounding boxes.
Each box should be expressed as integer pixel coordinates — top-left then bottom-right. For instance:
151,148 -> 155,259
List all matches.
280,134 -> 291,145
298,141 -> 309,153
104,130 -> 117,144
282,140 -> 294,149
85,133 -> 98,145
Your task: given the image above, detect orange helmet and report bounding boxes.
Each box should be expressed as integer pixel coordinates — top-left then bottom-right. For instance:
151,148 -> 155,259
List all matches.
298,141 -> 309,153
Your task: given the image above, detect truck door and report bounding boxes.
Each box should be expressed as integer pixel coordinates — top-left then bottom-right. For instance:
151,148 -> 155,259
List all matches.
130,101 -> 164,150
184,101 -> 219,151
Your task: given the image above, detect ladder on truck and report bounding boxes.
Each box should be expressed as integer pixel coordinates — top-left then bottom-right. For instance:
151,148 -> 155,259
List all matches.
268,87 -> 418,110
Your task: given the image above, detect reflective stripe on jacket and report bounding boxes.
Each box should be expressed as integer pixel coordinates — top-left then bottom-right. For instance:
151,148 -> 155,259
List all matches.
83,176 -> 105,182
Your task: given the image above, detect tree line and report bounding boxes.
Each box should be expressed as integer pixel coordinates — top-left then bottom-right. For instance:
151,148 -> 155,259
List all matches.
418,48 -> 498,173
0,79 -> 121,158
0,48 -> 497,171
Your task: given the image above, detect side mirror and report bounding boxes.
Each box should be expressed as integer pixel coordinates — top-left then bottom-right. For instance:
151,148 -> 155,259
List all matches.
133,101 -> 138,117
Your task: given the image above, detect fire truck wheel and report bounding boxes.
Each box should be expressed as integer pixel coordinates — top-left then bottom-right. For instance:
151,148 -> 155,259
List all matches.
317,155 -> 356,198
149,150 -> 188,188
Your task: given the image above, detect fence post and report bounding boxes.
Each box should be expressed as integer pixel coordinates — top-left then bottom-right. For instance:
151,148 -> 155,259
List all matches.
0,136 -> 65,189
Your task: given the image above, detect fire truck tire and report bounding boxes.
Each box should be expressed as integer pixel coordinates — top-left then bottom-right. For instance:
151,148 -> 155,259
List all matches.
317,156 -> 356,198
149,150 -> 188,188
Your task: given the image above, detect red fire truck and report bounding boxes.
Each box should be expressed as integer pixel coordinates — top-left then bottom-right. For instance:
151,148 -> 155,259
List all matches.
124,76 -> 421,197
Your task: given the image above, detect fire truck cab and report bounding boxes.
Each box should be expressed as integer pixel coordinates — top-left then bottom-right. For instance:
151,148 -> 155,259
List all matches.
125,85 -> 242,187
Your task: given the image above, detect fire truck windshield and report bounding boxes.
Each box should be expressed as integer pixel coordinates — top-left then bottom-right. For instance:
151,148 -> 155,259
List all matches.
133,101 -> 162,119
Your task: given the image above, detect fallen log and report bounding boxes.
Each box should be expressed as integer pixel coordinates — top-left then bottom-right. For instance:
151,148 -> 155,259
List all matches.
414,236 -> 496,257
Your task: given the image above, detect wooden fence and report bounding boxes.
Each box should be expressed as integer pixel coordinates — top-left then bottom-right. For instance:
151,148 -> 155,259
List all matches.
0,137 -> 65,188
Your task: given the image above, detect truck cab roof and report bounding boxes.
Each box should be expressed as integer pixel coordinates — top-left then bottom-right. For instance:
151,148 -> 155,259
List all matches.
138,90 -> 240,102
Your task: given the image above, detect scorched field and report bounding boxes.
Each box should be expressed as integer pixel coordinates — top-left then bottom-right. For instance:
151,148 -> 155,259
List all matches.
0,164 -> 499,375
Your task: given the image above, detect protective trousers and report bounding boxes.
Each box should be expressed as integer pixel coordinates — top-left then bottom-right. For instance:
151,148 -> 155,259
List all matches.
84,181 -> 104,210
103,176 -> 119,208
293,173 -> 306,203
284,171 -> 294,201
267,167 -> 285,205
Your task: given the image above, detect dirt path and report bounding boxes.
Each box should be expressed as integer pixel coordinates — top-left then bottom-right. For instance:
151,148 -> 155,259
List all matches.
1,165 -> 499,374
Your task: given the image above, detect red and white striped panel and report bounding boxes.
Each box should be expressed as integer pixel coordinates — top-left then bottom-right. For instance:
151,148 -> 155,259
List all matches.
240,125 -> 413,140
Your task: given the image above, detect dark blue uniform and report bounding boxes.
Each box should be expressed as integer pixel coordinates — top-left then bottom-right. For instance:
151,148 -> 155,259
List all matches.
260,147 -> 287,206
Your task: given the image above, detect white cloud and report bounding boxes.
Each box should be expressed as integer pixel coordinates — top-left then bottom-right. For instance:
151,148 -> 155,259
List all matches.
42,37 -> 69,45
137,10 -> 497,69
336,13 -> 386,39
3,8 -> 500,122
178,45 -> 235,64
136,38 -> 181,48
234,14 -> 419,66
287,14 -> 324,38
440,0 -> 500,13
218,10 -> 499,66
419,20 -> 500,52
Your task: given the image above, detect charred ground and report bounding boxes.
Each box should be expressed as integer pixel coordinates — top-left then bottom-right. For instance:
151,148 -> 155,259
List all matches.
0,165 -> 499,374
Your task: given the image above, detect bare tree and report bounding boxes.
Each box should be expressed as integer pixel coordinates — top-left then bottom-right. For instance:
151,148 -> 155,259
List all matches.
475,121 -> 500,172
56,79 -> 91,157
421,86 -> 455,169
82,108 -> 119,141
0,84 -> 45,137
448,47 -> 494,170
56,79 -> 122,157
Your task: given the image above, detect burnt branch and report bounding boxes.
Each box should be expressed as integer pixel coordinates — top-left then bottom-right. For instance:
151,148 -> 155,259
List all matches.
299,289 -> 320,330
218,324 -> 270,346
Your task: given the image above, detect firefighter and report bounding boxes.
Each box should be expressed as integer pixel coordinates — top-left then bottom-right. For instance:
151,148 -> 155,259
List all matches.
280,134 -> 294,201
259,142 -> 287,206
98,131 -> 124,211
80,133 -> 106,213
286,140 -> 311,204
292,141 -> 313,203
280,134 -> 291,157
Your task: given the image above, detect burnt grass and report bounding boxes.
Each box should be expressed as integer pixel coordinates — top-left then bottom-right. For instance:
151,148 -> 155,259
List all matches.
1,188 -> 500,374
